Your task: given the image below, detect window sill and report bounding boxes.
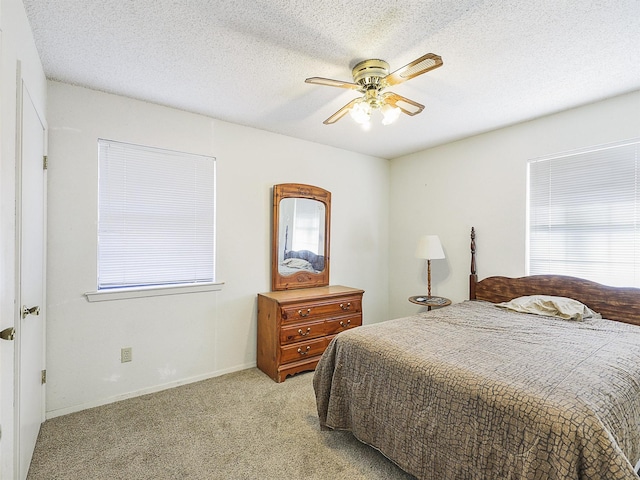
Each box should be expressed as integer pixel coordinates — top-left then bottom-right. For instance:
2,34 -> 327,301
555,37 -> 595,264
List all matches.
85,282 -> 225,302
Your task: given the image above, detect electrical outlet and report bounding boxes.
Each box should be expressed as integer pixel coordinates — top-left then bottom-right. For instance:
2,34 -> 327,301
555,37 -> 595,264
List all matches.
121,347 -> 132,363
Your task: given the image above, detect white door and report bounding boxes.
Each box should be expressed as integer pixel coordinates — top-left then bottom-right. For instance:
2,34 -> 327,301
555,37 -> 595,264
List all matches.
17,82 -> 46,480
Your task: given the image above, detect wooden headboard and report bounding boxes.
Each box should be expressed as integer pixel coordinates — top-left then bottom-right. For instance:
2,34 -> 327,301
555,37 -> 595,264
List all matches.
469,227 -> 640,326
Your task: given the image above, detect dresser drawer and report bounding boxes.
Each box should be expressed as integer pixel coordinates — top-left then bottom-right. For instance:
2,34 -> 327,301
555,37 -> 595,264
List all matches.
280,296 -> 362,323
325,315 -> 362,336
280,338 -> 326,364
280,320 -> 325,345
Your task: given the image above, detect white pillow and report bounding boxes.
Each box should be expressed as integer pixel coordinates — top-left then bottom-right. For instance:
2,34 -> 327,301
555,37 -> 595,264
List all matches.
281,258 -> 313,269
495,295 -> 601,321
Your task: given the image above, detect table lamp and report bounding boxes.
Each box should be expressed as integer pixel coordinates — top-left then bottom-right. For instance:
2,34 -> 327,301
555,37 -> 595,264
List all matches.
415,235 -> 445,297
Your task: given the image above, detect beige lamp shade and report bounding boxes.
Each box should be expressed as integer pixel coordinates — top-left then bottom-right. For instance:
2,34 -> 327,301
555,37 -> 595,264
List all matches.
415,235 -> 445,260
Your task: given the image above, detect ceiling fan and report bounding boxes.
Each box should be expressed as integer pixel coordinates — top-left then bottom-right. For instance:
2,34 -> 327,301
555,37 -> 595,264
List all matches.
305,53 -> 443,127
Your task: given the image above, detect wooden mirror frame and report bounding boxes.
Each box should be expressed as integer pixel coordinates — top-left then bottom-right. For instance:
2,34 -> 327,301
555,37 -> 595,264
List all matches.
271,183 -> 331,291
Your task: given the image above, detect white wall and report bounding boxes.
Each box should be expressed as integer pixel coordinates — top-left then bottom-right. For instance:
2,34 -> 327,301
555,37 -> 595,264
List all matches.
389,90 -> 640,319
46,81 -> 389,417
0,0 -> 47,476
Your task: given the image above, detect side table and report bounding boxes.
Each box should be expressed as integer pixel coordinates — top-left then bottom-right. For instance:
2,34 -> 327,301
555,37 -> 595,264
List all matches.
408,295 -> 452,311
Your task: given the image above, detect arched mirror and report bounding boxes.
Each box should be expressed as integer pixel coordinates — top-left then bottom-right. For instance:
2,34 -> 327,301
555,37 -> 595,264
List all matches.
272,183 -> 331,290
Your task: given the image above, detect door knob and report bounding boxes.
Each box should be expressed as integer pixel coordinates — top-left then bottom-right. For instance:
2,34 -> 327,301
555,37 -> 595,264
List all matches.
0,327 -> 15,341
21,305 -> 40,319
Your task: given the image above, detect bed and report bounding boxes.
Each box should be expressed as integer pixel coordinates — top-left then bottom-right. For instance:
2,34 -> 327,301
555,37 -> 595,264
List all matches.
313,228 -> 640,480
279,249 -> 325,275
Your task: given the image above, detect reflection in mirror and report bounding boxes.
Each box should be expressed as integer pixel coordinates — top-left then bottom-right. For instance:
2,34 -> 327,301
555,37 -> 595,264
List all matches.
278,198 -> 325,276
272,184 -> 331,291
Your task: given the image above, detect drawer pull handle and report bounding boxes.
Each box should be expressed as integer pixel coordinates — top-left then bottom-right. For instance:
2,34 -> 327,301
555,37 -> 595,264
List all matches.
340,319 -> 351,328
298,308 -> 311,317
298,328 -> 311,336
340,302 -> 351,311
297,346 -> 311,356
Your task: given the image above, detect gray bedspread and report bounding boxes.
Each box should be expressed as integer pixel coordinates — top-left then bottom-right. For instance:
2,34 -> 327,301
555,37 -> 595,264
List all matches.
313,300 -> 640,479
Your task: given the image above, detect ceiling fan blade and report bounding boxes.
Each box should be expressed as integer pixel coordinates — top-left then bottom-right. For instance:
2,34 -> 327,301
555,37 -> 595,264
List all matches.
323,98 -> 360,124
383,92 -> 425,116
305,77 -> 360,90
383,53 -> 443,86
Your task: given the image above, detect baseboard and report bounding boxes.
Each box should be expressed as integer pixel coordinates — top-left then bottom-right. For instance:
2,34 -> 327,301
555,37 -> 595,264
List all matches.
45,361 -> 257,419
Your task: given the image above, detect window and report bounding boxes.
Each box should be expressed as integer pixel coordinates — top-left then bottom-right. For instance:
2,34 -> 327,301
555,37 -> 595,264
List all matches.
290,199 -> 324,254
528,138 -> 640,287
96,139 -> 216,292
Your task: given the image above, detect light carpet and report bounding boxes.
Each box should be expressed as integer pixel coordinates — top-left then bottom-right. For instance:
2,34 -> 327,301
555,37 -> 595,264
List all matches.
27,368 -> 415,479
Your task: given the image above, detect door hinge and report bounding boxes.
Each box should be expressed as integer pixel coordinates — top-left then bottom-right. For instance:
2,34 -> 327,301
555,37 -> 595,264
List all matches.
43,155 -> 48,170
41,369 -> 46,384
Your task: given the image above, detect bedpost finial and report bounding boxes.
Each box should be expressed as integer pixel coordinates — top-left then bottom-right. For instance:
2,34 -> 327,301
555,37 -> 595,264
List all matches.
470,227 -> 476,276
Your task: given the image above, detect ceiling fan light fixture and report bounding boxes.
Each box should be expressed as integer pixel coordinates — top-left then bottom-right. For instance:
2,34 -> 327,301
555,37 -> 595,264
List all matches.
349,100 -> 372,125
381,103 -> 401,125
306,52 -> 442,126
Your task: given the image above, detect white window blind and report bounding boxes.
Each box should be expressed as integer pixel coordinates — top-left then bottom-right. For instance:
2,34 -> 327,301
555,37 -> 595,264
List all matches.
98,139 -> 216,290
528,138 -> 640,287
291,199 -> 324,254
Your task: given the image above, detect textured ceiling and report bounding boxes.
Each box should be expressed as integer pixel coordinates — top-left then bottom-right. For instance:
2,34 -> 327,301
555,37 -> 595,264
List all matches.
22,0 -> 640,159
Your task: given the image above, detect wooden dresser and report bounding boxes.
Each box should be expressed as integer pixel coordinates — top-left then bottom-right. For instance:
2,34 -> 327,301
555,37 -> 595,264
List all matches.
257,285 -> 364,382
